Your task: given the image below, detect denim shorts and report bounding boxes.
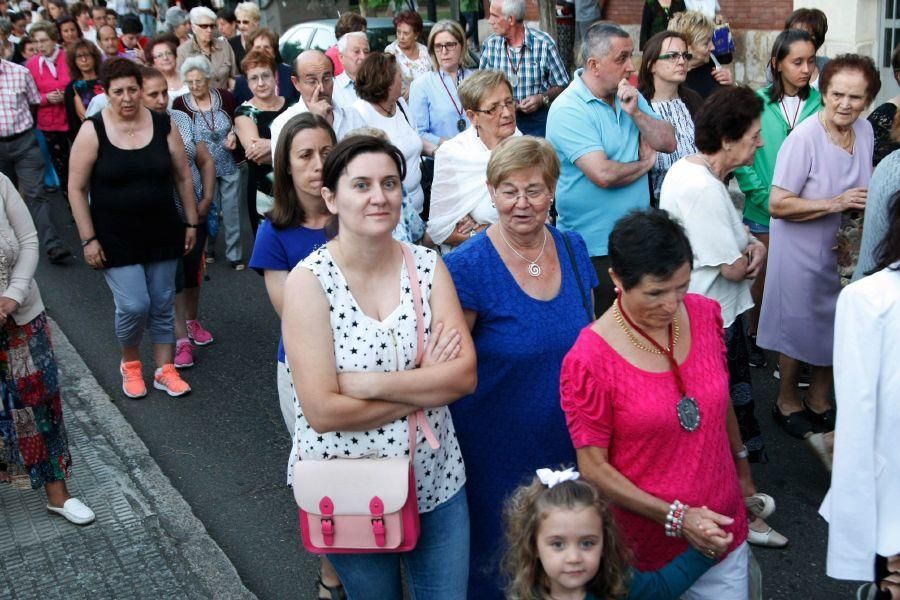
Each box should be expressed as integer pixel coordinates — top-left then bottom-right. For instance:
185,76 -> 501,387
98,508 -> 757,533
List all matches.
326,486 -> 469,600
742,218 -> 770,235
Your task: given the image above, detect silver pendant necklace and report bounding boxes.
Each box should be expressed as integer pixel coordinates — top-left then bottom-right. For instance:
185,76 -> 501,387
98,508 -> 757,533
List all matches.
497,225 -> 547,277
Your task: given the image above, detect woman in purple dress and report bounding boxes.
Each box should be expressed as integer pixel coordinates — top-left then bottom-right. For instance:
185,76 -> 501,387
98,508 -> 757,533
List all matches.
759,55 -> 880,439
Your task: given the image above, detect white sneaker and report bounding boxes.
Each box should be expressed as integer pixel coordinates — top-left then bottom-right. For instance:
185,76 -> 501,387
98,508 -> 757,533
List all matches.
47,497 -> 96,525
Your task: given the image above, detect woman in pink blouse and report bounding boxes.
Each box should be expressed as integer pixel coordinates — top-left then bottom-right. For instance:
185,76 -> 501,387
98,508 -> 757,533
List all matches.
560,209 -> 750,600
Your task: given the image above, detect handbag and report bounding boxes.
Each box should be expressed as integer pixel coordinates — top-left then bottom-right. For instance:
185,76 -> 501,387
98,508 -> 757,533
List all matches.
712,23 -> 735,56
293,244 -> 440,554
560,229 -> 594,323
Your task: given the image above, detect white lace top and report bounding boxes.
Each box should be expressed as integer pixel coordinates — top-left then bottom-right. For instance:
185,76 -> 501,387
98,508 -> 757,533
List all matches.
288,242 -> 466,512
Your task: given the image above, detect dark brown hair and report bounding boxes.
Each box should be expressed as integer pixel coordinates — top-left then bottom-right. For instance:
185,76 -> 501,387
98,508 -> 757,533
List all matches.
246,27 -> 283,63
335,12 -> 367,39
270,113 -> 337,229
393,10 -> 423,34
241,48 -> 276,76
768,29 -> 816,103
693,86 -> 764,154
66,38 -> 101,78
637,30 -> 702,117
322,134 -> 406,193
502,474 -> 632,600
819,53 -> 882,105
784,8 -> 828,50
355,52 -> 398,104
144,33 -> 179,66
99,56 -> 143,90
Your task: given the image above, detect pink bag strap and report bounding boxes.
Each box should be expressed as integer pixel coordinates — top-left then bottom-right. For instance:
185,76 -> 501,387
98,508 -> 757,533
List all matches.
400,243 -> 440,453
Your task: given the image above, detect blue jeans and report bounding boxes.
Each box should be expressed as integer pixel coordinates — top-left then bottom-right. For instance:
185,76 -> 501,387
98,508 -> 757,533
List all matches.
327,487 -> 469,600
103,260 -> 178,347
742,217 -> 769,235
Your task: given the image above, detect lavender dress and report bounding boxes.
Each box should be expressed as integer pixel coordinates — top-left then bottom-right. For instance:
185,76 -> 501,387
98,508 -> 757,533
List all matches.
757,115 -> 874,366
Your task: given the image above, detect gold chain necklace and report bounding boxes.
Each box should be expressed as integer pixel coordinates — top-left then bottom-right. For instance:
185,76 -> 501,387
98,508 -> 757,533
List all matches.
820,112 -> 854,153
612,301 -> 679,354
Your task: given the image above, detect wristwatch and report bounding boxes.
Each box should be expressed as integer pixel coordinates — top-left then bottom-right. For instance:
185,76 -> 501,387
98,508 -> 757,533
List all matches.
542,93 -> 550,107
80,236 -> 97,247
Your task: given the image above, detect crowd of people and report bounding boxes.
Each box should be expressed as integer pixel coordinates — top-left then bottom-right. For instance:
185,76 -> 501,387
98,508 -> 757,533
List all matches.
1,1 -> 899,599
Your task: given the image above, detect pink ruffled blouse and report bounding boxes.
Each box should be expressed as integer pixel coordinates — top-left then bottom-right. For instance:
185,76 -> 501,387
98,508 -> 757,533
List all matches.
560,293 -> 748,570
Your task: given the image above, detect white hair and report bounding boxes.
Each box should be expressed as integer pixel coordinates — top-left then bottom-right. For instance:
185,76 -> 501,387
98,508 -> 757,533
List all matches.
234,2 -> 260,21
189,6 -> 216,25
180,54 -> 213,80
499,0 -> 525,23
337,31 -> 368,54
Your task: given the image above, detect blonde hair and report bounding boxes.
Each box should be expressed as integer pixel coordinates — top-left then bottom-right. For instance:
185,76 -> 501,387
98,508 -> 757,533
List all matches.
668,10 -> 715,48
458,69 -> 513,112
426,20 -> 475,71
502,474 -> 632,600
486,136 -> 561,190
344,126 -> 389,142
234,1 -> 260,21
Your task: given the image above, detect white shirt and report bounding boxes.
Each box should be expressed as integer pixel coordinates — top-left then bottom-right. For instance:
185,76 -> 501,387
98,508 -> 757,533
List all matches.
332,72 -> 359,109
820,264 -> 900,581
268,98 -> 367,161
659,159 -> 752,328
353,97 -> 424,213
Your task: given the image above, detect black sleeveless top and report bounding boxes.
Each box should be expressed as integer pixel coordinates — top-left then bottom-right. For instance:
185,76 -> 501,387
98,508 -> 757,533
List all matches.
88,109 -> 185,267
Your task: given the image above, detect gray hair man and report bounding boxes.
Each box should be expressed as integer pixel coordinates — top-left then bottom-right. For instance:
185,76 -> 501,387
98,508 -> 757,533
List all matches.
547,23 -> 676,312
332,31 -> 370,108
269,50 -> 366,157
478,0 -> 569,137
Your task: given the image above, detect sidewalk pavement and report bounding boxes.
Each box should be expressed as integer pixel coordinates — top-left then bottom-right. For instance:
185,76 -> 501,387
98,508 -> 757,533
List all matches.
0,319 -> 256,600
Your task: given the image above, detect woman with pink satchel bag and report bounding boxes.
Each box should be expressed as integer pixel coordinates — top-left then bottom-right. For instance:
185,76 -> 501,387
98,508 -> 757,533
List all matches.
282,134 -> 477,599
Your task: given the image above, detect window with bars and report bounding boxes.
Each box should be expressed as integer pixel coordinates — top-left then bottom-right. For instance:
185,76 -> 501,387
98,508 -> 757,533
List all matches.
884,0 -> 900,67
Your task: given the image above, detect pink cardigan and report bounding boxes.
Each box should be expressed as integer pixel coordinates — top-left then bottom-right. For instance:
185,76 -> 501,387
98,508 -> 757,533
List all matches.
560,293 -> 748,571
25,50 -> 71,132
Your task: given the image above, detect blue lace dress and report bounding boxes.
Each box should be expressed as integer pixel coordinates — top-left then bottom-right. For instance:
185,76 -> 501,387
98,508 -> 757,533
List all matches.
443,226 -> 598,600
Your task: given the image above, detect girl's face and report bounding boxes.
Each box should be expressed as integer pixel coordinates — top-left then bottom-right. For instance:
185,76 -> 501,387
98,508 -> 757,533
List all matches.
537,505 -> 604,597
650,36 -> 689,85
289,127 -> 334,200
60,21 -> 79,44
22,41 -> 37,60
47,3 -> 63,20
323,152 -> 403,237
775,40 -> 816,94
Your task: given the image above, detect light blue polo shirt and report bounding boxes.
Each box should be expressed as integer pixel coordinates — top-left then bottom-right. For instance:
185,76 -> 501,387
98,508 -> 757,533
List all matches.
547,69 -> 659,257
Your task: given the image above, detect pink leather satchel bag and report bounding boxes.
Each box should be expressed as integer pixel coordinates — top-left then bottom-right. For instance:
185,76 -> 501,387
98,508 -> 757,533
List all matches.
293,244 -> 439,554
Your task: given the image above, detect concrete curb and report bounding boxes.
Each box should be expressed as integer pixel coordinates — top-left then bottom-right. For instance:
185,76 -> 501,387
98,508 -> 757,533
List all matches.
50,318 -> 256,600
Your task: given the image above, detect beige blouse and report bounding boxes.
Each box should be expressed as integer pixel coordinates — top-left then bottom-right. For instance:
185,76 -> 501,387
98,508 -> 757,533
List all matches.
176,36 -> 238,90
0,174 -> 45,325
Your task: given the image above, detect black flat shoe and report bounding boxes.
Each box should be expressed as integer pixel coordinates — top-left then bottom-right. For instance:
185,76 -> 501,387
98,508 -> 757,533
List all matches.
803,399 -> 836,433
771,402 -> 814,439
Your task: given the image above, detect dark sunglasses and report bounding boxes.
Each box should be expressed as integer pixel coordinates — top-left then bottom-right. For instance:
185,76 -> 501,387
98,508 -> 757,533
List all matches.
195,22 -> 215,29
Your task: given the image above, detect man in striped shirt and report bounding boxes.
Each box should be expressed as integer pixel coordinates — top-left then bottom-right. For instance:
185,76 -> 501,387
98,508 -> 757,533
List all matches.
479,0 -> 569,137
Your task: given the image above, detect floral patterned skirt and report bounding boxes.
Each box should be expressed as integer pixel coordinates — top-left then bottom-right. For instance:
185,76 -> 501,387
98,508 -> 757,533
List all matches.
0,313 -> 70,489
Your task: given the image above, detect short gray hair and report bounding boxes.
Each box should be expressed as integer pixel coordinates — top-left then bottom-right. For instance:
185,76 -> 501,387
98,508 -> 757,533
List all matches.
165,7 -> 188,30
499,0 -> 525,23
189,6 -> 216,25
180,54 -> 213,80
234,2 -> 260,21
337,31 -> 368,54
581,22 -> 631,65
0,18 -> 11,37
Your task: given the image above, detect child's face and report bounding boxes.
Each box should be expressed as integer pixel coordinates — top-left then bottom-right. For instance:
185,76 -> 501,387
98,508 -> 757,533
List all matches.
536,506 -> 604,597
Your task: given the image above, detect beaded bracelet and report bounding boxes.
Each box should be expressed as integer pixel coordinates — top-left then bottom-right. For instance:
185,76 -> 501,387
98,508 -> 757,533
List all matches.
665,500 -> 688,538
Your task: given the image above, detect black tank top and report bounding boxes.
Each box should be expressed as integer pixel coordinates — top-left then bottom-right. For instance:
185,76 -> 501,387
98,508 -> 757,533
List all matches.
89,109 -> 184,267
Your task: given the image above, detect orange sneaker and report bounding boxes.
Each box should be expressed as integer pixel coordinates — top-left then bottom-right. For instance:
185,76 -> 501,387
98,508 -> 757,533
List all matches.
153,364 -> 192,397
120,360 -> 147,399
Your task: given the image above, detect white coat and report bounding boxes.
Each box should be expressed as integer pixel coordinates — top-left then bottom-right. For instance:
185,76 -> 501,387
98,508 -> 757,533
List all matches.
820,264 -> 900,581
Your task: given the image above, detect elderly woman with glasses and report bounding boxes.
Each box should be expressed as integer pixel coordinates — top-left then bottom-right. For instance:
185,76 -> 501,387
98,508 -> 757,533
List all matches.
175,6 -> 237,91
426,70 -> 520,250
443,136 -> 598,599
409,20 -> 476,151
146,34 -> 187,101
172,55 -> 244,270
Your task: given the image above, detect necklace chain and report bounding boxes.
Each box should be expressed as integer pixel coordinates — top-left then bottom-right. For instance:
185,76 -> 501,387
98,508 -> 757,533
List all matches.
612,301 -> 679,354
820,112 -> 854,152
496,225 -> 547,277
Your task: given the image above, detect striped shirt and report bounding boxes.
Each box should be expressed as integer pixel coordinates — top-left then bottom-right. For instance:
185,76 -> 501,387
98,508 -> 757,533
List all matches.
0,60 -> 40,137
479,27 -> 569,101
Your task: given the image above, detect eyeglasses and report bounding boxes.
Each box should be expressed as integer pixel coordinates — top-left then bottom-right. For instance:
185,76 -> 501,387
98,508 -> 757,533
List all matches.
236,19 -> 254,25
302,74 -> 334,86
248,71 -> 274,84
434,41 -> 459,53
194,22 -> 215,29
473,98 -> 515,117
495,187 -> 550,203
657,51 -> 693,63
152,50 -> 174,59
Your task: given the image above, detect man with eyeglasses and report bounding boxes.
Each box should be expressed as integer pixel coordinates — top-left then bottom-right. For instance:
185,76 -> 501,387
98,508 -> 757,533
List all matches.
268,50 -> 366,158
479,0 -> 568,137
176,6 -> 237,91
332,31 -> 369,109
547,23 -> 675,314
228,1 -> 259,66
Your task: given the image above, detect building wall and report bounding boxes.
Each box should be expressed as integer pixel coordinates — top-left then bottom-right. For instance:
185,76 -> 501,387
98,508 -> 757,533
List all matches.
602,0 -> 794,31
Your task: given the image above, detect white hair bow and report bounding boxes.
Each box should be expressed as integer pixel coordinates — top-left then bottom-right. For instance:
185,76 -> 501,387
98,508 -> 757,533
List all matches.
536,467 -> 580,488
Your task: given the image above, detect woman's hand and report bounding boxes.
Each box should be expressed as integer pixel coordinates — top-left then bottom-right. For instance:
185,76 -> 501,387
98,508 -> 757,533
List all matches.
681,506 -> 735,557
712,67 -> 734,86
245,137 -> 271,163
744,238 -> 767,279
454,215 -> 478,236
184,227 -> 196,255
47,89 -> 64,105
420,322 -> 461,367
833,187 -> 867,212
224,131 -> 237,151
83,239 -> 106,269
0,296 -> 20,325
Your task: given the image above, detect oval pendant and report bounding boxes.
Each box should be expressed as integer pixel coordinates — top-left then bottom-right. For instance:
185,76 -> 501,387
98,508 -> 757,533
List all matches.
508,73 -> 518,88
528,263 -> 541,277
677,396 -> 701,432
457,118 -> 467,132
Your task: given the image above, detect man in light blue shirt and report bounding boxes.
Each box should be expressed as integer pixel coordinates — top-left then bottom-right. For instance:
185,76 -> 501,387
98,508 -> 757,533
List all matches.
547,22 -> 675,313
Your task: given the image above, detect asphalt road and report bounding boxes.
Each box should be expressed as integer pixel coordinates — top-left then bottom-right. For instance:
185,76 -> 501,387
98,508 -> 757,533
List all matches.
35,194 -> 860,600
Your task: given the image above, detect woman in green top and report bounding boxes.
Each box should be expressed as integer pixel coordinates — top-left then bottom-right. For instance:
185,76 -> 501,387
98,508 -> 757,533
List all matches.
734,28 -> 820,365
